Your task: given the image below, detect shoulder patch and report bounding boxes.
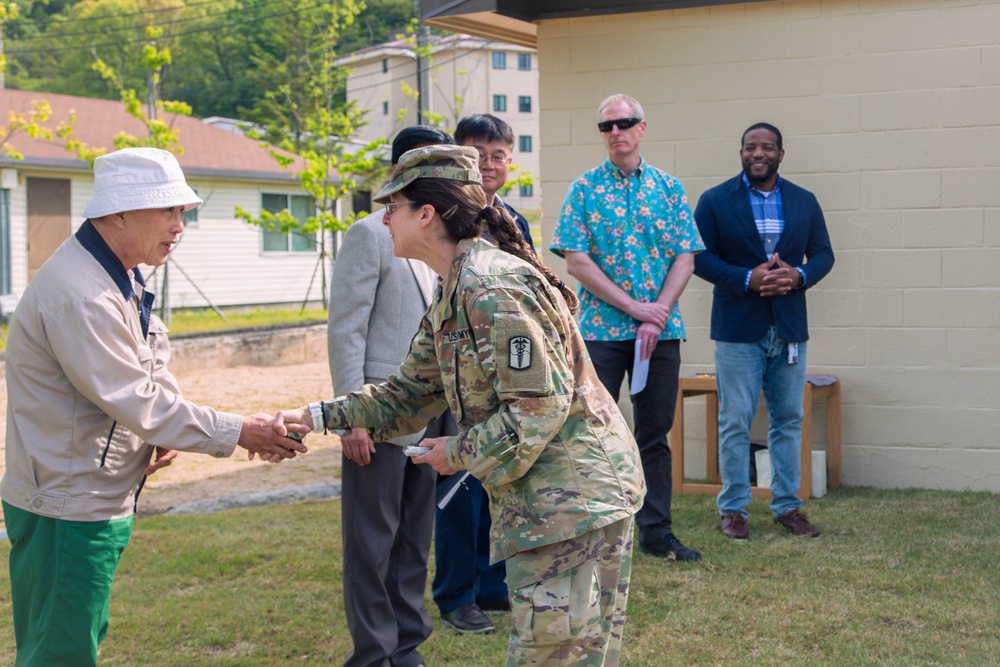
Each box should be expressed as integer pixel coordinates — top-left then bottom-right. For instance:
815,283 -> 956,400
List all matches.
492,308 -> 550,394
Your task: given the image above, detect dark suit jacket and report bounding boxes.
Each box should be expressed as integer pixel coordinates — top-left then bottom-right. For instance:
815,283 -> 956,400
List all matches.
500,199 -> 535,251
693,174 -> 834,343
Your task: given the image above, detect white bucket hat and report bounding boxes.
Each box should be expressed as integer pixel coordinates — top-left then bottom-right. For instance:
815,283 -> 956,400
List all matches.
82,147 -> 203,219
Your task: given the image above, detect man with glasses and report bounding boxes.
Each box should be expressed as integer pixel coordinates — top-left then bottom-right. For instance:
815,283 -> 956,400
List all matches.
551,94 -> 705,562
455,114 -> 535,252
426,114 -> 534,637
330,126 -> 456,667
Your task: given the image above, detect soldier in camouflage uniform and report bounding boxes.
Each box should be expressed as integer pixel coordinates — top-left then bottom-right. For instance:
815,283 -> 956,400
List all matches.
278,145 -> 646,666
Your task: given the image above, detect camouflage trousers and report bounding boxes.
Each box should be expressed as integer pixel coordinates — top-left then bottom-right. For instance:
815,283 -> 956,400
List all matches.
504,515 -> 635,667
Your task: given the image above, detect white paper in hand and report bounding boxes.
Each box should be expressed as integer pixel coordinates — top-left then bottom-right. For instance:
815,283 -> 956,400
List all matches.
630,337 -> 649,395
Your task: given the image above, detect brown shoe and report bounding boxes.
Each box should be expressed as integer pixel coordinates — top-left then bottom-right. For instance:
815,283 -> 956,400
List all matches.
719,513 -> 748,540
775,509 -> 821,537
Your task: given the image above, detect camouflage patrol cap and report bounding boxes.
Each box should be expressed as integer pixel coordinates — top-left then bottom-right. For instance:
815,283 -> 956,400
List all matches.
373,144 -> 482,204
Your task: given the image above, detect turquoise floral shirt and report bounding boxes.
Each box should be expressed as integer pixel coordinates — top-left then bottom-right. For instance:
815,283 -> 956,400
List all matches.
550,158 -> 705,342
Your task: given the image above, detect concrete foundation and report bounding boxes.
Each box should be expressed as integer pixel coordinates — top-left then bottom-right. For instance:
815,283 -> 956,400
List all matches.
0,321 -> 328,397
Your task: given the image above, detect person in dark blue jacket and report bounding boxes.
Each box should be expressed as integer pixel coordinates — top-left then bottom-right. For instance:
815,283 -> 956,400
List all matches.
429,113 -> 535,635
693,122 -> 834,541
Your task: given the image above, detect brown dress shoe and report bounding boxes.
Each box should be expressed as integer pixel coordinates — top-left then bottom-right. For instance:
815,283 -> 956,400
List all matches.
719,513 -> 748,539
775,509 -> 821,537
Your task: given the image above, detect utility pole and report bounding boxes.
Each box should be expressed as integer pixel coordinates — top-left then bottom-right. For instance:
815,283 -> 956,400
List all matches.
1,23 -> 6,90
414,1 -> 430,124
147,41 -> 172,326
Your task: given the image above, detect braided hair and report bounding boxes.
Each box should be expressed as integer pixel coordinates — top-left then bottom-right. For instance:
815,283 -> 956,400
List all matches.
402,178 -> 579,314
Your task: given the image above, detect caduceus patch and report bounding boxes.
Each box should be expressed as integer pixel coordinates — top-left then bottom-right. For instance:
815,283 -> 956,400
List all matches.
508,335 -> 532,370
493,300 -> 550,393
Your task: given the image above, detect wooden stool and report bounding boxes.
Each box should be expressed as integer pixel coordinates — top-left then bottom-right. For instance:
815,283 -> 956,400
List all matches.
670,374 -> 841,499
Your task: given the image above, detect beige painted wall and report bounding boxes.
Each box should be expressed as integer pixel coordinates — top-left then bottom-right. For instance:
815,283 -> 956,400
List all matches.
537,0 -> 1000,492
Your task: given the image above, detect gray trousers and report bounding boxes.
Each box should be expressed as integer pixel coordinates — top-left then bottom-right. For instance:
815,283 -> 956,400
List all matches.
341,415 -> 447,667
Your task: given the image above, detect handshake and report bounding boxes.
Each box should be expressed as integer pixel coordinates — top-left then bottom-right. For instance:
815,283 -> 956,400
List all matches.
235,410 -> 314,464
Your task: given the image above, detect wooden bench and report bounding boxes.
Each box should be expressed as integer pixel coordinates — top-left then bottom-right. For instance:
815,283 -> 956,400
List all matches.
670,374 -> 841,499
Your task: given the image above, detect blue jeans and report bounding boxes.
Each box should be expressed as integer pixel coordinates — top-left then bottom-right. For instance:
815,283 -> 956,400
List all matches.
715,328 -> 806,519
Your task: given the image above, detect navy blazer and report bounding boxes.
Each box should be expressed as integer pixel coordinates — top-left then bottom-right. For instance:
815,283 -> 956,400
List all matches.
501,200 -> 535,252
693,174 -> 834,344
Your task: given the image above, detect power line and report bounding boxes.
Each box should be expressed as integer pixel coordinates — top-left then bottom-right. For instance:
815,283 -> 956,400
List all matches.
6,0 -> 332,56
343,38 -> 498,96
32,0 -> 240,26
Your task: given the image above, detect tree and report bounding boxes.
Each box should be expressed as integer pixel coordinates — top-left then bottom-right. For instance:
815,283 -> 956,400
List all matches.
1,99 -> 55,160
336,0 -> 414,53
235,0 -> 385,310
56,27 -> 190,166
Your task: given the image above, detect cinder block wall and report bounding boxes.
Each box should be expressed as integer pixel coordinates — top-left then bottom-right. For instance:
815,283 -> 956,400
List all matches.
537,0 -> 1000,492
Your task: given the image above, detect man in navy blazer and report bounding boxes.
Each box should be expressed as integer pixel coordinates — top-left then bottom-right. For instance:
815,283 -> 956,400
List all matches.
693,122 -> 834,541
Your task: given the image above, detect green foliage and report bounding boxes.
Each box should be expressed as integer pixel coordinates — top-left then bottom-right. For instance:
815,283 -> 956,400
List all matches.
54,35 -> 189,166
336,0 -> 414,53
498,162 -> 534,198
234,0 -> 388,309
3,0 -> 417,119
0,98 -> 53,159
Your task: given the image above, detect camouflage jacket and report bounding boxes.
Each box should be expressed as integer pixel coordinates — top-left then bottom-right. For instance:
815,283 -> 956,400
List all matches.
320,238 -> 645,561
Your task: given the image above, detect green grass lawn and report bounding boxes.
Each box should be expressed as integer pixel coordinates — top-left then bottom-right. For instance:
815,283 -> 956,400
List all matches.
2,487 -> 997,666
0,306 -> 327,351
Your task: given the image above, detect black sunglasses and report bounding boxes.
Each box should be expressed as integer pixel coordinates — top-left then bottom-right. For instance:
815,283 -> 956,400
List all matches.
597,117 -> 642,132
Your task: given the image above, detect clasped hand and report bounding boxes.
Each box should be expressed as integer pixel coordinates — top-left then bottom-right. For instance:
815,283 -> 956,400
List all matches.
240,412 -> 309,464
749,252 -> 801,296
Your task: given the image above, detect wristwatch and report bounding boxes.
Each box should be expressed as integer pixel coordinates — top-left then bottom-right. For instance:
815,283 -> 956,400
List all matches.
307,402 -> 325,434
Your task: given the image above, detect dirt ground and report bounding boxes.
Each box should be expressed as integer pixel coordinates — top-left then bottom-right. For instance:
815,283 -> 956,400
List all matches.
0,361 -> 345,519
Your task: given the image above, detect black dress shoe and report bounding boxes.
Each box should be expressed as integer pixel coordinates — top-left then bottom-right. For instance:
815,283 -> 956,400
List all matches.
478,596 -> 511,613
638,532 -> 702,561
441,603 -> 495,634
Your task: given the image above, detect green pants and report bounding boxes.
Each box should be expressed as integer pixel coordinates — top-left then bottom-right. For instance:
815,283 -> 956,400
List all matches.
3,501 -> 133,667
504,516 -> 635,667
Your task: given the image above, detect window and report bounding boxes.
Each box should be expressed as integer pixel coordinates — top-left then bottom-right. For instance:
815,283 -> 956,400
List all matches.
493,95 -> 507,113
518,96 -> 531,113
182,189 -> 199,226
520,183 -> 533,198
518,135 -> 532,153
518,53 -> 531,71
492,51 -> 506,69
261,193 -> 317,252
383,100 -> 389,116
382,58 -> 388,73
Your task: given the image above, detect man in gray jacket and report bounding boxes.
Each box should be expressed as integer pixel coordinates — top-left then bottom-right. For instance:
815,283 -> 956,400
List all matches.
329,126 -> 455,667
1,148 -> 306,667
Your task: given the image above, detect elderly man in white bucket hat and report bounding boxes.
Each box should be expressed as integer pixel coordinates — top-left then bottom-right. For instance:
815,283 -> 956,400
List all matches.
1,147 -> 308,666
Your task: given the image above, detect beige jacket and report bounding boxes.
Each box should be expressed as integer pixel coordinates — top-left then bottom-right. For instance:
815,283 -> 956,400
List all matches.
1,222 -> 240,522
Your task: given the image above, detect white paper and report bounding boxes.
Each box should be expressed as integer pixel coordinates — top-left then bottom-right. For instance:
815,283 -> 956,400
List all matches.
630,338 -> 649,395
437,471 -> 471,510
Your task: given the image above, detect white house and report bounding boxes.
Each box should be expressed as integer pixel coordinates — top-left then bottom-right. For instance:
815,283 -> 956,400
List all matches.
419,0 -> 1000,494
337,33 -> 542,214
1,89 -> 334,311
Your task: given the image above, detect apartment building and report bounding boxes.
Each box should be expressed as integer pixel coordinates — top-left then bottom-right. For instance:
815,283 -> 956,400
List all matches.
338,33 -> 541,212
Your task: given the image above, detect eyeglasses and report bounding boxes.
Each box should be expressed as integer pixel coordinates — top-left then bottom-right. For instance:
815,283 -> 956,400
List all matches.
478,152 -> 511,166
383,200 -> 415,215
597,117 -> 642,133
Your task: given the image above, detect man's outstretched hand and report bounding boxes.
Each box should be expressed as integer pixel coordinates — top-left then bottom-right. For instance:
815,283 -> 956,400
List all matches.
239,412 -> 309,463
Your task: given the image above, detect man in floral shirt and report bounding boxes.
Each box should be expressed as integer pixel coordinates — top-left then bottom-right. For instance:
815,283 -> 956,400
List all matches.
551,93 -> 705,562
